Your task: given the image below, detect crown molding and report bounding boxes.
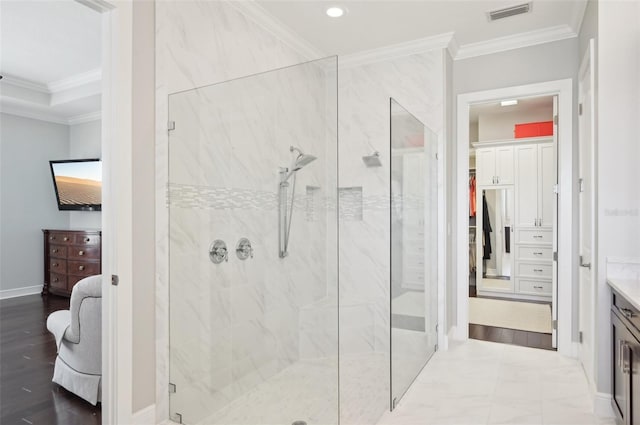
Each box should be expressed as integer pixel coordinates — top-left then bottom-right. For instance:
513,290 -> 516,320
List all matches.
68,111 -> 101,125
455,24 -> 577,60
48,68 -> 102,93
340,32 -> 455,69
0,103 -> 69,125
447,35 -> 460,60
0,74 -> 49,93
224,0 -> 325,61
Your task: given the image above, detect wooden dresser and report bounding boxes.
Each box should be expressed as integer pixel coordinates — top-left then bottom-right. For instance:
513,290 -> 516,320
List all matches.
43,229 -> 102,297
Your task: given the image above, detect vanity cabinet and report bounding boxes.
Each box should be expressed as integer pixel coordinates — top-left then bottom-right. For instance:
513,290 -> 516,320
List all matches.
612,291 -> 640,425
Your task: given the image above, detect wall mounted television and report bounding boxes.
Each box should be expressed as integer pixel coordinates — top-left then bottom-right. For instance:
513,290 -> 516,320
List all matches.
49,159 -> 102,211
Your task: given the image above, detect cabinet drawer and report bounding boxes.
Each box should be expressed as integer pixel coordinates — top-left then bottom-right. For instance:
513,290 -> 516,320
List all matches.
68,246 -> 100,260
49,259 -> 67,273
516,229 -> 552,244
47,232 -> 74,244
517,279 -> 552,295
516,246 -> 552,261
613,292 -> 640,334
68,260 -> 100,276
49,245 -> 68,259
517,262 -> 553,278
75,233 -> 100,245
49,272 -> 67,290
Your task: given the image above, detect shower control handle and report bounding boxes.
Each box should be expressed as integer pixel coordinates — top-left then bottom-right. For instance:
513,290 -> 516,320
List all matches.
236,238 -> 254,260
209,240 -> 228,264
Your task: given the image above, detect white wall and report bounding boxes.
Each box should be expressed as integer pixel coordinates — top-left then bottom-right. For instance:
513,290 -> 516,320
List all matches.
477,107 -> 553,141
0,113 -> 70,294
452,38 -> 579,337
594,0 -> 640,398
69,119 -> 102,229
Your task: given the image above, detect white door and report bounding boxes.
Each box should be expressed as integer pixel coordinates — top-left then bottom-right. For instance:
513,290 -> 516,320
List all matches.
514,145 -> 538,228
476,148 -> 496,186
578,39 -> 596,387
538,144 -> 555,228
495,146 -> 514,185
551,96 -> 559,349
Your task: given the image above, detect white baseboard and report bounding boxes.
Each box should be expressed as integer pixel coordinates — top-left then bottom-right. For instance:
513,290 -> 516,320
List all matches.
132,404 -> 156,425
594,392 -> 615,418
0,285 -> 41,300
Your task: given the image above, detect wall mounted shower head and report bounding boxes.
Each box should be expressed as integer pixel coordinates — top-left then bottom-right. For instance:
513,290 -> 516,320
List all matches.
362,151 -> 382,167
289,145 -> 317,172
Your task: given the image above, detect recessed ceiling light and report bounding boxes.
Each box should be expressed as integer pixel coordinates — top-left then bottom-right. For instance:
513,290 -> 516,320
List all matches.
326,7 -> 345,18
501,99 -> 518,107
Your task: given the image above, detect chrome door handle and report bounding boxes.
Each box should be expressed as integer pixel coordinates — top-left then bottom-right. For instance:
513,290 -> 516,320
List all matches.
580,255 -> 591,270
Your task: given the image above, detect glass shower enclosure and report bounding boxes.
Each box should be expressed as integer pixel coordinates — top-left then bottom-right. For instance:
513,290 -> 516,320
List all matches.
167,57 -> 338,425
390,98 -> 439,409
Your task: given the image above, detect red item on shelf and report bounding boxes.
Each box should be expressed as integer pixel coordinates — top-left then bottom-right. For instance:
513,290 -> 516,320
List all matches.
514,121 -> 554,138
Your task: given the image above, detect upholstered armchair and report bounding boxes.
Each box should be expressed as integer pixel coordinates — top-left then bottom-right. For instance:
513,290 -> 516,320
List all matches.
46,275 -> 102,405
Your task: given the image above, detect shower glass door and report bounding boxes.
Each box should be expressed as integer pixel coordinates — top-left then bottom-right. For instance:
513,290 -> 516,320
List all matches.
168,57 -> 338,425
390,98 -> 438,409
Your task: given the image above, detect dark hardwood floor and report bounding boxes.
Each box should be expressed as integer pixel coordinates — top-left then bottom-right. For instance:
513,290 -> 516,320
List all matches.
468,284 -> 555,351
0,294 -> 101,425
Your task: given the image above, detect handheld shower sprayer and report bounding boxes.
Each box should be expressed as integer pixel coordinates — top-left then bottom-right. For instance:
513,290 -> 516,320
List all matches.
279,146 -> 317,258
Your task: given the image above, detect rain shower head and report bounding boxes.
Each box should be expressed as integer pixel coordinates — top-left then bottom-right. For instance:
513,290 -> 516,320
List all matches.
362,151 -> 382,167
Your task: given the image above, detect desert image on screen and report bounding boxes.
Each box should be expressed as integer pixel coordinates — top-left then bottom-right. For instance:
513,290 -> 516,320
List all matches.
52,162 -> 102,206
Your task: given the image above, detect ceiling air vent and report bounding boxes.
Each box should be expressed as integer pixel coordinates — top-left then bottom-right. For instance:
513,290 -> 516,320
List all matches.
487,3 -> 532,21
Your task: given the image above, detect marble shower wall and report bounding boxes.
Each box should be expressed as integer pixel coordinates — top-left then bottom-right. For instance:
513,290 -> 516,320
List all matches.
338,51 -> 444,425
155,2 -> 337,423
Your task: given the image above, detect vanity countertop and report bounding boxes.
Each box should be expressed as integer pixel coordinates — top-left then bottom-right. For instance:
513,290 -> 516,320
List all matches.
608,278 -> 640,311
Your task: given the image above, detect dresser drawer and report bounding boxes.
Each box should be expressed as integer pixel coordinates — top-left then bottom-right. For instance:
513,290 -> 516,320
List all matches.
68,260 -> 100,276
516,246 -> 552,261
517,279 -> 552,295
49,258 -> 67,273
47,232 -> 74,244
49,245 -> 68,259
613,292 -> 640,334
75,233 -> 100,245
68,245 -> 100,260
517,262 -> 553,279
49,272 -> 67,291
516,229 -> 552,244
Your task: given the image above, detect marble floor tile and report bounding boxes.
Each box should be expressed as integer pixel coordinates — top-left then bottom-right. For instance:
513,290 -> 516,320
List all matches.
378,339 -> 614,425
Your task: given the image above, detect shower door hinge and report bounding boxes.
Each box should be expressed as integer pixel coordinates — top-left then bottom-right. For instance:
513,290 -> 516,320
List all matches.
169,382 -> 176,394
435,153 -> 439,160
435,344 -> 438,351
168,121 -> 176,132
392,397 -> 397,410
435,323 -> 439,333
553,251 -> 558,261
579,103 -> 583,116
579,331 -> 584,343
170,413 -> 183,424
553,319 -> 557,330
553,184 -> 559,194
579,178 -> 585,193
111,275 -> 119,286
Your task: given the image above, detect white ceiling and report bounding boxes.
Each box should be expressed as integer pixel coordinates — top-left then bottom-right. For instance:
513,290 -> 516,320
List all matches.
1,0 -> 101,84
255,0 -> 586,56
0,0 -> 102,124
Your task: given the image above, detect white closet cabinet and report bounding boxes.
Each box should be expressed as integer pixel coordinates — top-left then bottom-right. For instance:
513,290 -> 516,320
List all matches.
475,146 -> 513,186
515,142 -> 554,229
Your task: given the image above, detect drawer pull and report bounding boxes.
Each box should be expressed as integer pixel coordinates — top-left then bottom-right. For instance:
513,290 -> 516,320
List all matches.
534,269 -> 544,273
85,237 -> 91,242
50,236 -> 55,240
78,265 -> 85,271
53,278 -> 59,282
533,235 -> 543,239
78,250 -> 84,256
621,308 -> 635,319
63,237 -> 69,241
52,263 -> 58,267
52,249 -> 58,253
533,252 -> 543,255
533,285 -> 544,289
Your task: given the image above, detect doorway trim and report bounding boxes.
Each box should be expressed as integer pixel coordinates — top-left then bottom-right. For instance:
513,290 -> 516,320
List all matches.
455,79 -> 575,357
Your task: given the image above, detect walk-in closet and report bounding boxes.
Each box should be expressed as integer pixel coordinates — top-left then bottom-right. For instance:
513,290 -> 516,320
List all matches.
468,95 -> 557,350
